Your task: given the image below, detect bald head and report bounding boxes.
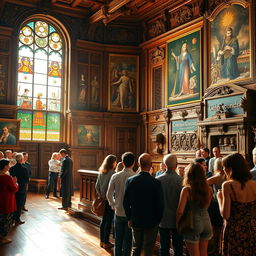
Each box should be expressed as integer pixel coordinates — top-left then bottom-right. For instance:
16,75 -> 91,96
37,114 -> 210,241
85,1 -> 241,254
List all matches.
138,153 -> 152,171
252,148 -> 256,165
163,154 -> 177,170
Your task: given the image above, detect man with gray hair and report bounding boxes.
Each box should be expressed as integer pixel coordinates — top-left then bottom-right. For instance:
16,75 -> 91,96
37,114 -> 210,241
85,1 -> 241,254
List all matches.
10,153 -> 29,225
156,154 -> 183,256
250,147 -> 256,180
123,153 -> 164,256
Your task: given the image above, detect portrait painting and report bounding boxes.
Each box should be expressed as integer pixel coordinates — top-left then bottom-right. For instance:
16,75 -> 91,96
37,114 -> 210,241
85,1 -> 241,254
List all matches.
90,67 -> 100,107
77,125 -> 100,147
167,28 -> 201,106
108,54 -> 139,112
209,4 -> 250,86
0,119 -> 20,147
77,65 -> 89,107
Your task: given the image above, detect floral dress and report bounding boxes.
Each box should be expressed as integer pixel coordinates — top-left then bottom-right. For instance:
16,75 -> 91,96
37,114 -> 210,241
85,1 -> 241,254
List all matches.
222,184 -> 256,256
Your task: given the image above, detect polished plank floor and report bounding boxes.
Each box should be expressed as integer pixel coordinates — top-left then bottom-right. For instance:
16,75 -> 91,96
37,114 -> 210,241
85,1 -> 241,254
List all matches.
0,192 -> 114,256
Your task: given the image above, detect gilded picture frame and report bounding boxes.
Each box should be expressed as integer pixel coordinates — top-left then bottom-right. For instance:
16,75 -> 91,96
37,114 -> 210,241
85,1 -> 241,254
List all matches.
0,118 -> 20,149
108,54 -> 139,112
208,1 -> 251,87
167,28 -> 202,107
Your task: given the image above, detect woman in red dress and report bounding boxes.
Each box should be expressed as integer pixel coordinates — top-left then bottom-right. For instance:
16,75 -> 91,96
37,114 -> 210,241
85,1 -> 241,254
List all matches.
0,159 -> 18,245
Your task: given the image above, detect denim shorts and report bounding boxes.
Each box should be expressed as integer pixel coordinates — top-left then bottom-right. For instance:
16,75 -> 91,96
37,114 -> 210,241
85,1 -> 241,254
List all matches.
183,211 -> 213,244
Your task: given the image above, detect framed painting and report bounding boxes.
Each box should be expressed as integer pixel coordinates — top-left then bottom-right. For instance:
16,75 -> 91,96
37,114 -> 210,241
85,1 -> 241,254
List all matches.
209,2 -> 250,86
167,28 -> 201,107
77,125 -> 100,147
0,119 -> 20,148
108,54 -> 139,112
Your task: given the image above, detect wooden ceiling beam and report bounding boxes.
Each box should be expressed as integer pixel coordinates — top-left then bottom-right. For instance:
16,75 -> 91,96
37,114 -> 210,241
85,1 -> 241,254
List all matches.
108,0 -> 131,13
71,0 -> 82,7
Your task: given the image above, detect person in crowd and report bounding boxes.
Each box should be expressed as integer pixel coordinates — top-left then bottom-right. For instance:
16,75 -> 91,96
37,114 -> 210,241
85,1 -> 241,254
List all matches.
0,151 -> 4,160
194,158 -> 211,178
123,153 -> 164,256
217,153 -> 256,256
5,150 -> 16,167
106,152 -> 135,255
195,150 -> 201,158
46,152 -> 61,199
22,152 -> 31,211
115,161 -> 124,173
155,162 -> 166,177
58,149 -> 73,210
176,163 -> 213,256
156,154 -> 183,256
95,154 -> 117,249
9,153 -> 29,225
177,166 -> 185,178
250,147 -> 256,180
209,147 -> 221,174
200,148 -> 210,171
0,159 -> 18,245
207,158 -> 225,256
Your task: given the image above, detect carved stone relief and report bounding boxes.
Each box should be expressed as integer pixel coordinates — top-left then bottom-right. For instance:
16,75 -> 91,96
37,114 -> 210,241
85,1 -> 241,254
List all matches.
171,133 -> 198,152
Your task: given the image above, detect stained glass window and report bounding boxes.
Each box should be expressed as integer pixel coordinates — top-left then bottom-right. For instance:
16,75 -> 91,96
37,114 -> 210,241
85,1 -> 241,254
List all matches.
17,20 -> 62,141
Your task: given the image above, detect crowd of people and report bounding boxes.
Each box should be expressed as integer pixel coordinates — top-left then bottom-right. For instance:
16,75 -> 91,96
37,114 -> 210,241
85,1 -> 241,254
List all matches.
96,147 -> 256,256
0,148 -> 73,245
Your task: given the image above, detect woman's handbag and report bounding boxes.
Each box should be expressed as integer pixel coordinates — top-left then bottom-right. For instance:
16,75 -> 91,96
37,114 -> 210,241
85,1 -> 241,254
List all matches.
177,201 -> 194,234
91,194 -> 105,217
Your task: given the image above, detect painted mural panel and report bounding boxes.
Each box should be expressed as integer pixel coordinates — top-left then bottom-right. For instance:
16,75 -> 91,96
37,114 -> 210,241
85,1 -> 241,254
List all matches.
167,29 -> 201,106
78,125 -> 100,147
210,4 -> 250,86
109,54 -> 139,112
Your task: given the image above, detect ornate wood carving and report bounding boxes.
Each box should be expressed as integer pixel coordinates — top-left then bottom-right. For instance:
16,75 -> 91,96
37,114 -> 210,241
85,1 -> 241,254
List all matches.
147,17 -> 166,39
150,47 -> 165,64
171,132 -> 198,152
0,39 -> 9,51
152,66 -> 162,110
179,110 -> 188,121
168,0 -> 202,29
150,124 -> 166,154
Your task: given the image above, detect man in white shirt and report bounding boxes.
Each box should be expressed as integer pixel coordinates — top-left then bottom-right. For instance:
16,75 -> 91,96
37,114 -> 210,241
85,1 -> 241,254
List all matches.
106,152 -> 135,256
209,146 -> 221,174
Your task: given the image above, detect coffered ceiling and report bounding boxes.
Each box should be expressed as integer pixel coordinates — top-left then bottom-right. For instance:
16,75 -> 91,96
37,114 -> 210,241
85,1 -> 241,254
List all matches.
2,0 -> 185,25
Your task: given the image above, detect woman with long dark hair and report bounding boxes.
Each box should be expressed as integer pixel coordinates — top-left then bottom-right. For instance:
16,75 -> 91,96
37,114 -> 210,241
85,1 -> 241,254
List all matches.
177,163 -> 212,256
217,153 -> 256,256
95,154 -> 117,249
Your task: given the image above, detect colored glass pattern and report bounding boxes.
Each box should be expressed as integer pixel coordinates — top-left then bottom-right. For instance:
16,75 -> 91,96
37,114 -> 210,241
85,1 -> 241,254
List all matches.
17,20 -> 63,142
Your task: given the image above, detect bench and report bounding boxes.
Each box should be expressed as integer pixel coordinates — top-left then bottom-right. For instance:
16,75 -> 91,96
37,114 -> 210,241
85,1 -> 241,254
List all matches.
29,178 -> 47,193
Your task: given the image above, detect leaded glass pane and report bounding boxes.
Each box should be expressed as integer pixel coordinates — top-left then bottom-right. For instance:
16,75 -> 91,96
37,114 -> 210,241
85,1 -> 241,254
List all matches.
35,21 -> 48,37
35,36 -> 48,48
18,57 -> 33,73
47,113 -> 60,141
48,61 -> 62,77
33,96 -> 46,110
49,52 -> 62,62
17,83 -> 33,109
32,111 -> 46,140
34,73 -> 47,85
34,49 -> 48,60
48,77 -> 61,87
18,73 -> 33,84
19,46 -> 33,58
34,59 -> 47,74
17,110 -> 32,140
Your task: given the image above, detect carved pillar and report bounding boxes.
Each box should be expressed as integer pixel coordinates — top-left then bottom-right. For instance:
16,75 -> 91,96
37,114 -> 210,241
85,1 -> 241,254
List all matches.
163,109 -> 171,153
142,113 -> 149,152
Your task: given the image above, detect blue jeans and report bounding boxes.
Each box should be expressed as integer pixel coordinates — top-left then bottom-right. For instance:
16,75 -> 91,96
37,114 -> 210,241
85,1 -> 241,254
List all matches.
114,215 -> 132,256
159,227 -> 183,256
100,201 -> 114,243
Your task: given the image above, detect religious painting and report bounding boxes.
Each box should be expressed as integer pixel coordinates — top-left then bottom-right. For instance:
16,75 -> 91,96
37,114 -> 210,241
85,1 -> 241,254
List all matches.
209,3 -> 250,86
77,65 -> 89,107
167,28 -> 201,107
108,54 -> 139,112
77,125 -> 100,147
0,119 -> 20,148
90,67 -> 100,107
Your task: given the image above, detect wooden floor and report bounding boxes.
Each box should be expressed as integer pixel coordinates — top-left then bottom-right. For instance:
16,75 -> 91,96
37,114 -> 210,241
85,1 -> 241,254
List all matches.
0,192 -> 114,256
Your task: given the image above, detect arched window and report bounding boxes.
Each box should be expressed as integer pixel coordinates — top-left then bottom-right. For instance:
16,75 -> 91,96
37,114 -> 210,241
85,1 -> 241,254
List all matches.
17,20 -> 64,141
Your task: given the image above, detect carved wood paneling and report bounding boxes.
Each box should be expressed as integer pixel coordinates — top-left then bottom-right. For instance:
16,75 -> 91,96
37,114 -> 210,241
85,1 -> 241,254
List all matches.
152,66 -> 162,110
170,133 -> 198,152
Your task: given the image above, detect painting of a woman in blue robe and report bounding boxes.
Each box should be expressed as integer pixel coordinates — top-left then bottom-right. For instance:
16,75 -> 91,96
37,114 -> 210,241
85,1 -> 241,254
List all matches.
171,43 -> 196,97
